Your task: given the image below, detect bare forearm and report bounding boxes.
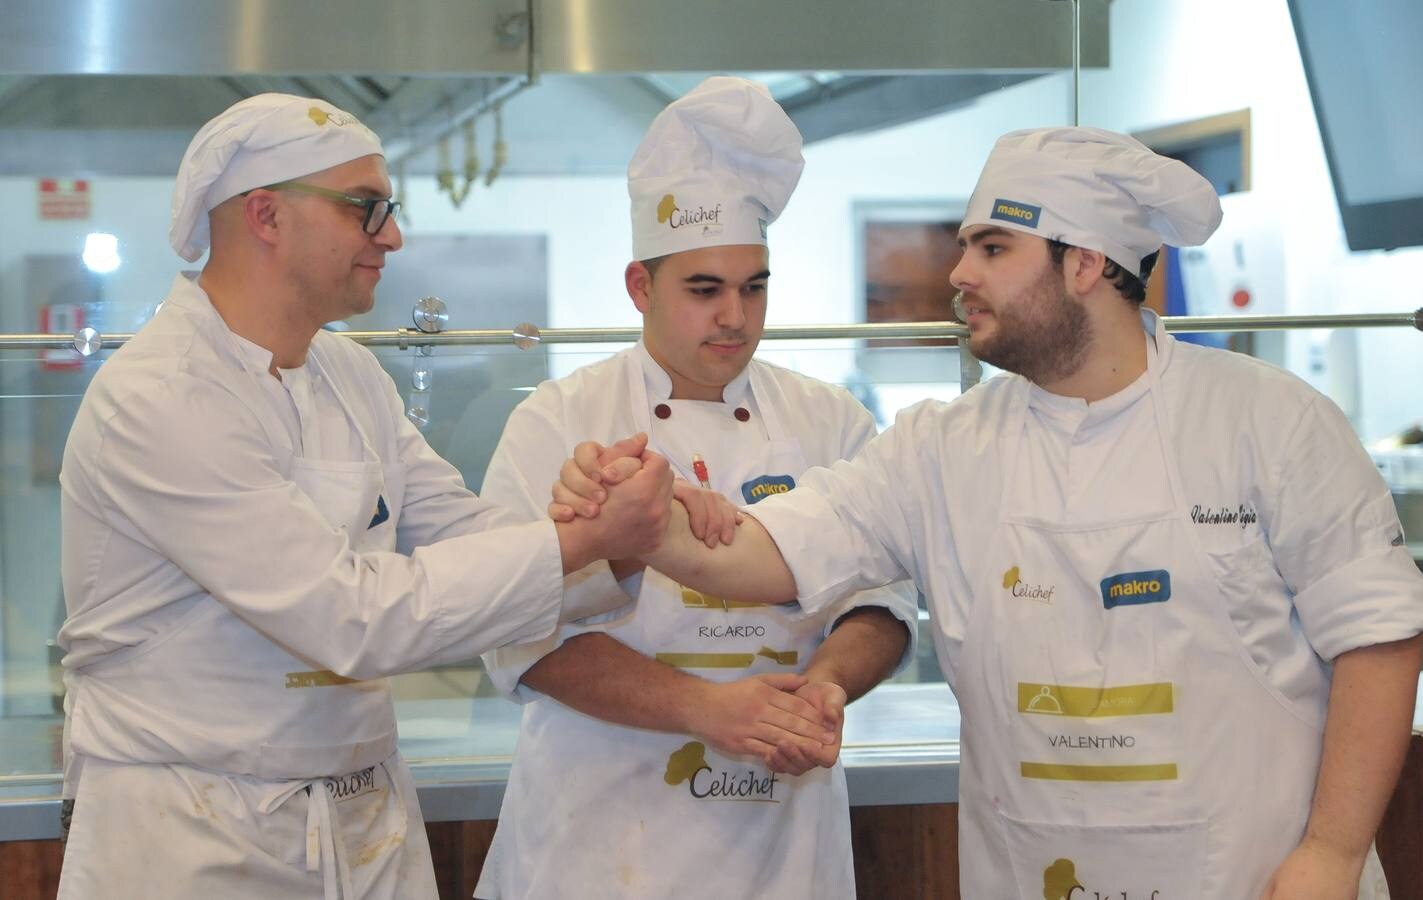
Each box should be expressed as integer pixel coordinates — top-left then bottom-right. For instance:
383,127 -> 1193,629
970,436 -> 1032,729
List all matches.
554,518 -> 606,575
608,558 -> 646,581
1304,634 -> 1423,859
802,607 -> 910,703
641,504 -> 797,604
519,632 -> 706,733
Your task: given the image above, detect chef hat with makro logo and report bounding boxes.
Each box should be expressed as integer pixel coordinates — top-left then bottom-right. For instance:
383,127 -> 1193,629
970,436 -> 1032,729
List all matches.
961,127 -> 1223,278
170,93 -> 385,262
628,76 -> 805,261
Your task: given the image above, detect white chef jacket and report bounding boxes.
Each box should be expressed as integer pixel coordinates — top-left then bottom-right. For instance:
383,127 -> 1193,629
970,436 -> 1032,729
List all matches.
56,273 -> 571,899
474,342 -> 917,900
750,309 -> 1423,896
61,275 -> 567,686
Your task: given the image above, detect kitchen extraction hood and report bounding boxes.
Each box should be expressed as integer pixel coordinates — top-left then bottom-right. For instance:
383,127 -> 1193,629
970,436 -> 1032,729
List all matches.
0,0 -> 1108,177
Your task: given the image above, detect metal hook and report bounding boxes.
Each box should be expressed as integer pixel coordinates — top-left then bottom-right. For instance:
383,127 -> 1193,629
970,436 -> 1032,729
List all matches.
485,104 -> 507,188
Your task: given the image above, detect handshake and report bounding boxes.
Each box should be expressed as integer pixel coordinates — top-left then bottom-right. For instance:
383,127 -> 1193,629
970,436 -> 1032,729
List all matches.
549,432 -> 746,573
545,433 -> 844,774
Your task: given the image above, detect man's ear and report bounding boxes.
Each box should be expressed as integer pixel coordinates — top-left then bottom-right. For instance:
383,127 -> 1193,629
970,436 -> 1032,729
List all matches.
1065,246 -> 1109,295
242,190 -> 282,248
625,261 -> 655,314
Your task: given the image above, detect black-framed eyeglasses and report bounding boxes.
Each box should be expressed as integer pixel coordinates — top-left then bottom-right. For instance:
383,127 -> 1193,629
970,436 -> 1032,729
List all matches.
258,181 -> 401,235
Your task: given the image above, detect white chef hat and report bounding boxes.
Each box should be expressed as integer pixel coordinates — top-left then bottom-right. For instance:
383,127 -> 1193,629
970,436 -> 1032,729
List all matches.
169,93 -> 385,262
628,76 -> 805,261
961,127 -> 1222,278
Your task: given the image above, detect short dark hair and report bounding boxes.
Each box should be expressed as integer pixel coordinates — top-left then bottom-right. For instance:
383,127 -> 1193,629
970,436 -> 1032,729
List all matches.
1046,238 -> 1159,305
639,255 -> 670,279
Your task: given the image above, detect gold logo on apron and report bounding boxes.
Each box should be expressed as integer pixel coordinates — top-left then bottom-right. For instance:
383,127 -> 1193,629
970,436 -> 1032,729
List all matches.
665,741 -> 708,785
664,741 -> 780,802
1020,762 -> 1178,782
680,586 -> 762,610
1002,565 -> 1056,603
1040,854 -> 1171,897
1043,858 -> 1083,900
655,647 -> 799,669
284,670 -> 360,689
1017,682 -> 1174,718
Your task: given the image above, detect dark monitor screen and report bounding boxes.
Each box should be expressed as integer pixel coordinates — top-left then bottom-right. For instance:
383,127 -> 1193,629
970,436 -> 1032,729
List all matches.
1287,0 -> 1423,251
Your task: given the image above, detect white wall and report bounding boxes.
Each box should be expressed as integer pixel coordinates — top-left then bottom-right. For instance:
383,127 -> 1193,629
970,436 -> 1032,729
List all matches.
1083,0 -> 1423,441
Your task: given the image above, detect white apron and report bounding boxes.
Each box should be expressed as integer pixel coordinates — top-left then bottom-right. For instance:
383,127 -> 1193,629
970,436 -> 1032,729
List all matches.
60,337 -> 436,900
954,320 -> 1388,899
476,360 -> 855,900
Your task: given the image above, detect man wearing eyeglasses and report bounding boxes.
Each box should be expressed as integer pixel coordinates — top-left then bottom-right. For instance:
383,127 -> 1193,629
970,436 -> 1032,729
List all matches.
55,93 -> 673,900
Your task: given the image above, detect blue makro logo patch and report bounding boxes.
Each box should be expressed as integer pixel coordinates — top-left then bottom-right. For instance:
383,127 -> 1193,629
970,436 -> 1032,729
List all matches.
741,474 -> 795,505
989,198 -> 1042,228
1100,570 -> 1171,609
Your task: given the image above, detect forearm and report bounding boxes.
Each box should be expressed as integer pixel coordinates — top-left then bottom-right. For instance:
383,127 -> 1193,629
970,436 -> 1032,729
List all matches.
641,504 -> 797,604
609,558 -> 647,581
554,517 -> 603,575
1304,634 -> 1423,859
802,607 -> 911,703
519,631 -> 708,733
221,519 -> 564,681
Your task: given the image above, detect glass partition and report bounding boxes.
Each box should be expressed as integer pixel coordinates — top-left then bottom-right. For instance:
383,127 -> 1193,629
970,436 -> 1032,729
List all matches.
361,341 -> 963,772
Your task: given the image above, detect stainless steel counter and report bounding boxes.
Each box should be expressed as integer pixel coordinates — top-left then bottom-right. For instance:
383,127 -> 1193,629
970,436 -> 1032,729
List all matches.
0,682 -> 962,842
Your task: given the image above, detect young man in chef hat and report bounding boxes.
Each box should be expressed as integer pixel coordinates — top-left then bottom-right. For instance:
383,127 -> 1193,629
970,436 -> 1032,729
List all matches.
473,76 -> 917,900
56,92 -> 672,900
561,126 -> 1423,899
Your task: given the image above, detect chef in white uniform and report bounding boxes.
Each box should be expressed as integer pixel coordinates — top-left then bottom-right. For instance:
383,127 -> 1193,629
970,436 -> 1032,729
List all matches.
56,93 -> 671,900
473,77 -> 917,900
561,127 -> 1423,899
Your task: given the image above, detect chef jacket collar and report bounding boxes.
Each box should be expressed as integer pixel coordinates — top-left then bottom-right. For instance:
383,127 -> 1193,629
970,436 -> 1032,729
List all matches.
634,338 -> 752,409
231,332 -> 281,379
1025,307 -> 1170,429
165,272 -> 285,379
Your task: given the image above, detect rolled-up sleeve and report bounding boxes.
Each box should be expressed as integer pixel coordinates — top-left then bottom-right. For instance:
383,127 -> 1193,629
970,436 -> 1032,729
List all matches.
750,406 -> 924,619
819,582 -> 920,675
804,399 -> 920,673
1270,397 -> 1423,660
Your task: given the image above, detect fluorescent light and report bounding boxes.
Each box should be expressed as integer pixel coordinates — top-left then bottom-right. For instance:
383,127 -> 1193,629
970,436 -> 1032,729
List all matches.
82,233 -> 121,274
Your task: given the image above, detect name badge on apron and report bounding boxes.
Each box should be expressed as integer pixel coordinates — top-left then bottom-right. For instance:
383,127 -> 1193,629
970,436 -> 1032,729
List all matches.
322,765 -> 380,803
1012,679 -> 1179,784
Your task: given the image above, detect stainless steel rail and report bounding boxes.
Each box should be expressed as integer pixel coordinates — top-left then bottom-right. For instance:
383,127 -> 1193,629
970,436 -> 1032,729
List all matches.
0,310 -> 1418,353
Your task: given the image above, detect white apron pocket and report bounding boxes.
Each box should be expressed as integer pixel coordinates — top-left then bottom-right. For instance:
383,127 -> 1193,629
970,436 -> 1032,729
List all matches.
1001,812 -> 1207,900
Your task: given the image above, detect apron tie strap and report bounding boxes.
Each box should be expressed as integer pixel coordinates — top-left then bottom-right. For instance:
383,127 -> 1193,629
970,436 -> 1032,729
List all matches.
309,781 -> 356,900
257,778 -> 356,900
377,758 -> 410,837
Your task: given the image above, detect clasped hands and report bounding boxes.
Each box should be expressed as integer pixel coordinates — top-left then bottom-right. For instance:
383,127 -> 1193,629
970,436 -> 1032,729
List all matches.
547,433 -> 740,549
548,432 -> 845,774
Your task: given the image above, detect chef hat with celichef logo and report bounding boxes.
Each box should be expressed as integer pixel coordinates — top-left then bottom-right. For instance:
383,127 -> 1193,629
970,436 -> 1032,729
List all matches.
169,93 -> 385,262
961,127 -> 1223,278
628,76 -> 805,261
